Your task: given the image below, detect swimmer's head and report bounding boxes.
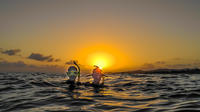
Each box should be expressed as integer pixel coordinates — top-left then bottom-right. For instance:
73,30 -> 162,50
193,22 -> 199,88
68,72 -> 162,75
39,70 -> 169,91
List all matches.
68,66 -> 77,72
93,65 -> 102,74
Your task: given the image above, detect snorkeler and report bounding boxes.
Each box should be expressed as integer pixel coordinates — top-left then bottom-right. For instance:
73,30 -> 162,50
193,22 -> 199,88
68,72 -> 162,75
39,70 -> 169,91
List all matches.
92,65 -> 104,85
66,61 -> 80,84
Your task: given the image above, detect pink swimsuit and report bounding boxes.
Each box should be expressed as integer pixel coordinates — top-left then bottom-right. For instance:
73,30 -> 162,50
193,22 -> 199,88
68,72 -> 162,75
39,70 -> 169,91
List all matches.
92,68 -> 103,84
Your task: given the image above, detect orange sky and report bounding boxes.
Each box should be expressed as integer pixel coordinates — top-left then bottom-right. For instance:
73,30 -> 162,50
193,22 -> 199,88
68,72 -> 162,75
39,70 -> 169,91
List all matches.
0,1 -> 200,73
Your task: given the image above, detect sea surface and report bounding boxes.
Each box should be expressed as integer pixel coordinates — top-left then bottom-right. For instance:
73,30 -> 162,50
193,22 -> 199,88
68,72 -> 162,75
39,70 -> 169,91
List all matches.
0,72 -> 200,112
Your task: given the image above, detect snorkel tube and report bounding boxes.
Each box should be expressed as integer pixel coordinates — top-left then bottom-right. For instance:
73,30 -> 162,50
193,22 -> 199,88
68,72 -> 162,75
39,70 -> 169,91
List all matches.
73,61 -> 80,82
73,61 -> 80,72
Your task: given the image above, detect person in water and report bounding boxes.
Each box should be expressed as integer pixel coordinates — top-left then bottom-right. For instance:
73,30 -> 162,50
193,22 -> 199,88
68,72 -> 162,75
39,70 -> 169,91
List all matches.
92,65 -> 104,85
66,61 -> 80,84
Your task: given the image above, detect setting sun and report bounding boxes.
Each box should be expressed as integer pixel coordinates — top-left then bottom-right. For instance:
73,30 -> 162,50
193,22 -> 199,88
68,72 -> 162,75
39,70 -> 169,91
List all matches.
75,43 -> 133,72
87,52 -> 115,69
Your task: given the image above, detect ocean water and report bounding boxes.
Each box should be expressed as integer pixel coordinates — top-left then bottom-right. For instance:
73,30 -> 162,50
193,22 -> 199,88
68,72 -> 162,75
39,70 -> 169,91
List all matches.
0,72 -> 200,112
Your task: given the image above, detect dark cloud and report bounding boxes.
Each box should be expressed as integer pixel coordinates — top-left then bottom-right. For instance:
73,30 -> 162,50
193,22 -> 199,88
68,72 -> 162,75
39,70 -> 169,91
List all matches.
55,59 -> 61,62
1,49 -> 21,56
28,53 -> 60,62
0,48 -> 61,62
28,53 -> 52,61
0,60 -> 64,73
0,61 -> 26,67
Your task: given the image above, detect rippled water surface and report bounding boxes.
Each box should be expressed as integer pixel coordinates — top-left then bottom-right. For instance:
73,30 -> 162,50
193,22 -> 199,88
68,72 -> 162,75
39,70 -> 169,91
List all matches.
0,72 -> 200,112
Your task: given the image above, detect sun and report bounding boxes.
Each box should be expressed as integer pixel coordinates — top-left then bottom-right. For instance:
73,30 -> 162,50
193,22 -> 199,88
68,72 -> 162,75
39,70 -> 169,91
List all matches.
93,58 -> 107,69
87,52 -> 115,69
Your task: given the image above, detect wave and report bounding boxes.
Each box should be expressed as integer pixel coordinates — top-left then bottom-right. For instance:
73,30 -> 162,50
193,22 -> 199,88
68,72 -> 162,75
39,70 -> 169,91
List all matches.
0,73 -> 200,112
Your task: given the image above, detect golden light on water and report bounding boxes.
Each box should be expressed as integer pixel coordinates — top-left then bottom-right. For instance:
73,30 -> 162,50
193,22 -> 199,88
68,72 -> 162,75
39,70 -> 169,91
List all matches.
87,52 -> 115,69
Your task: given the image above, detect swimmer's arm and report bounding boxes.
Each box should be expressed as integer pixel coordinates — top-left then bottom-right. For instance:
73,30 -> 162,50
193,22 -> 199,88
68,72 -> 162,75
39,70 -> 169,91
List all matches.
73,61 -> 81,82
73,61 -> 80,73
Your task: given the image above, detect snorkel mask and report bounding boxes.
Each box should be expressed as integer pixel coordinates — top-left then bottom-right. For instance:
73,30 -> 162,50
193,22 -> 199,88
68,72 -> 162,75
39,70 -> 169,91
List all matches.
68,66 -> 77,72
67,66 -> 78,81
67,66 -> 78,75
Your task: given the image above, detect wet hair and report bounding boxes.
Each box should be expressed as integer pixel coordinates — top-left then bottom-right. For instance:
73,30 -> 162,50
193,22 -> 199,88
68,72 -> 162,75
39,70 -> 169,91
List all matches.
94,65 -> 99,68
68,66 -> 77,72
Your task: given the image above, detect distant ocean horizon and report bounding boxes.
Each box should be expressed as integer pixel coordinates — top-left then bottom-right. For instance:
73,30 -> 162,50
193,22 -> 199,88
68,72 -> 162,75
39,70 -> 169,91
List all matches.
1,68 -> 200,75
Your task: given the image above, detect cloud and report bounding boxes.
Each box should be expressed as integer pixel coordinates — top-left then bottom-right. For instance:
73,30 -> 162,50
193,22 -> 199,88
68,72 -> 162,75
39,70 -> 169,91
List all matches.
55,59 -> 61,62
193,62 -> 200,66
172,58 -> 182,61
166,64 -> 198,69
155,61 -> 166,65
0,60 -> 27,67
1,49 -> 21,56
28,53 -> 60,62
139,60 -> 200,70
0,48 -> 61,63
28,53 -> 52,61
141,63 -> 155,70
0,60 -> 64,73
